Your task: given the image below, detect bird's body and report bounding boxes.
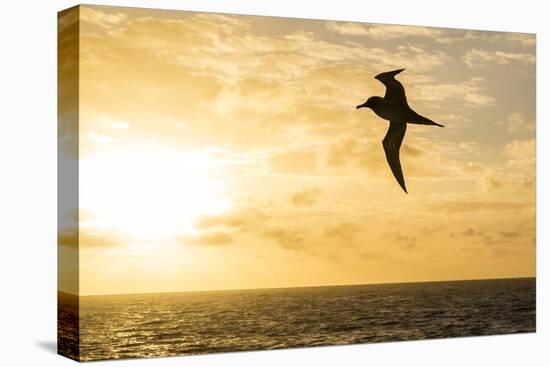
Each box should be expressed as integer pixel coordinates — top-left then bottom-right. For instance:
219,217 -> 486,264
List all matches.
368,97 -> 442,127
356,69 -> 443,193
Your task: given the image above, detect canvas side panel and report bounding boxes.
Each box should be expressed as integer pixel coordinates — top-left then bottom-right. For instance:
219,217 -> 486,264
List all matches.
57,5 -> 81,362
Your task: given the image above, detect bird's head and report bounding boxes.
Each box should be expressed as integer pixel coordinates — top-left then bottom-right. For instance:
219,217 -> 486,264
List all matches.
356,96 -> 382,110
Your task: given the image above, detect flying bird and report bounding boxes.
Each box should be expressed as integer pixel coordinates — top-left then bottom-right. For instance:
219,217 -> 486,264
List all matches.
356,69 -> 443,193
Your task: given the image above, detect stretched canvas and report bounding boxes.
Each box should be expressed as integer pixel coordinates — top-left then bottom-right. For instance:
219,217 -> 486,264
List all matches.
58,4 -> 536,362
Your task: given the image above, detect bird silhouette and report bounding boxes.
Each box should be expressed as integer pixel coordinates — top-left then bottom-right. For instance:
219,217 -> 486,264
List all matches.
356,69 -> 443,193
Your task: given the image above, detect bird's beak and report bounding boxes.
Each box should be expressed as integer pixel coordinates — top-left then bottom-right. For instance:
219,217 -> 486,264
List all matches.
356,103 -> 367,109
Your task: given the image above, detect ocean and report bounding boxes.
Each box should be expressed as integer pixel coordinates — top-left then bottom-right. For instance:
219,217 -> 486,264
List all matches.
58,277 -> 536,361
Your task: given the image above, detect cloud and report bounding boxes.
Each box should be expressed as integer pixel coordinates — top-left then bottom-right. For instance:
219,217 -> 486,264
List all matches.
182,231 -> 234,246
325,21 -> 443,40
269,150 -> 320,176
479,171 -> 535,196
451,227 -> 487,240
195,207 -> 268,231
194,206 -> 312,250
410,77 -> 496,108
262,228 -> 306,250
451,216 -> 535,255
463,227 -> 482,236
98,115 -> 130,130
322,135 -> 485,180
355,46 -> 449,72
324,222 -> 363,244
498,113 -> 535,133
59,226 -> 122,248
58,229 -> 77,248
490,248 -> 521,257
195,207 -> 311,251
290,188 -> 323,207
504,33 -> 536,47
100,12 -> 450,83
80,7 -> 127,29
58,8 -> 80,155
324,137 -> 386,173
360,251 -> 389,260
463,49 -> 535,68
476,224 -> 534,254
504,139 -> 535,170
77,8 -> 467,158
81,230 -> 120,247
431,200 -> 533,214
194,205 -> 373,253
450,219 -> 535,261
504,139 -> 535,159
481,173 -> 506,191
434,30 -> 536,47
387,232 -> 418,250
500,231 -> 518,239
469,32 -> 535,48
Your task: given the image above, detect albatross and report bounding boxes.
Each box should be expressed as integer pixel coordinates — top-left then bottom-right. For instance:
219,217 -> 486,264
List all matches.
356,68 -> 443,193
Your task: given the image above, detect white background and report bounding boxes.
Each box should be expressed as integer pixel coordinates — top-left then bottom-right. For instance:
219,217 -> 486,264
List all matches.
0,0 -> 547,365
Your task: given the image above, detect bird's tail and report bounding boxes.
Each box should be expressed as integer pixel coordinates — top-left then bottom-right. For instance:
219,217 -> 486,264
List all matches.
409,112 -> 444,127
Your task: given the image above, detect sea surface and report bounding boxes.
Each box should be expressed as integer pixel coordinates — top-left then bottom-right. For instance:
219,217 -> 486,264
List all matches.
58,278 -> 536,361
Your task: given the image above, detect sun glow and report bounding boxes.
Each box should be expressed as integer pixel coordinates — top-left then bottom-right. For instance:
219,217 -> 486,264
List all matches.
80,146 -> 231,243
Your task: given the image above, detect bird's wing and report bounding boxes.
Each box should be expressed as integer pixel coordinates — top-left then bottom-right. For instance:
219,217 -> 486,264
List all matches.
375,69 -> 407,104
382,121 -> 408,193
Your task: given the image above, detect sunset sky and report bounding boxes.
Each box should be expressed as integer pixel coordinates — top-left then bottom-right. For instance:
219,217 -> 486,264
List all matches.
59,5 -> 535,296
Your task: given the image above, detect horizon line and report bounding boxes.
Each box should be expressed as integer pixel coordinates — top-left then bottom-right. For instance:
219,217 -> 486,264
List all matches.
59,275 -> 536,298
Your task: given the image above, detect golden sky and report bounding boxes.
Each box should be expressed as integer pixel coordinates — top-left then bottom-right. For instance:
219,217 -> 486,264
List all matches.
58,5 -> 535,295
